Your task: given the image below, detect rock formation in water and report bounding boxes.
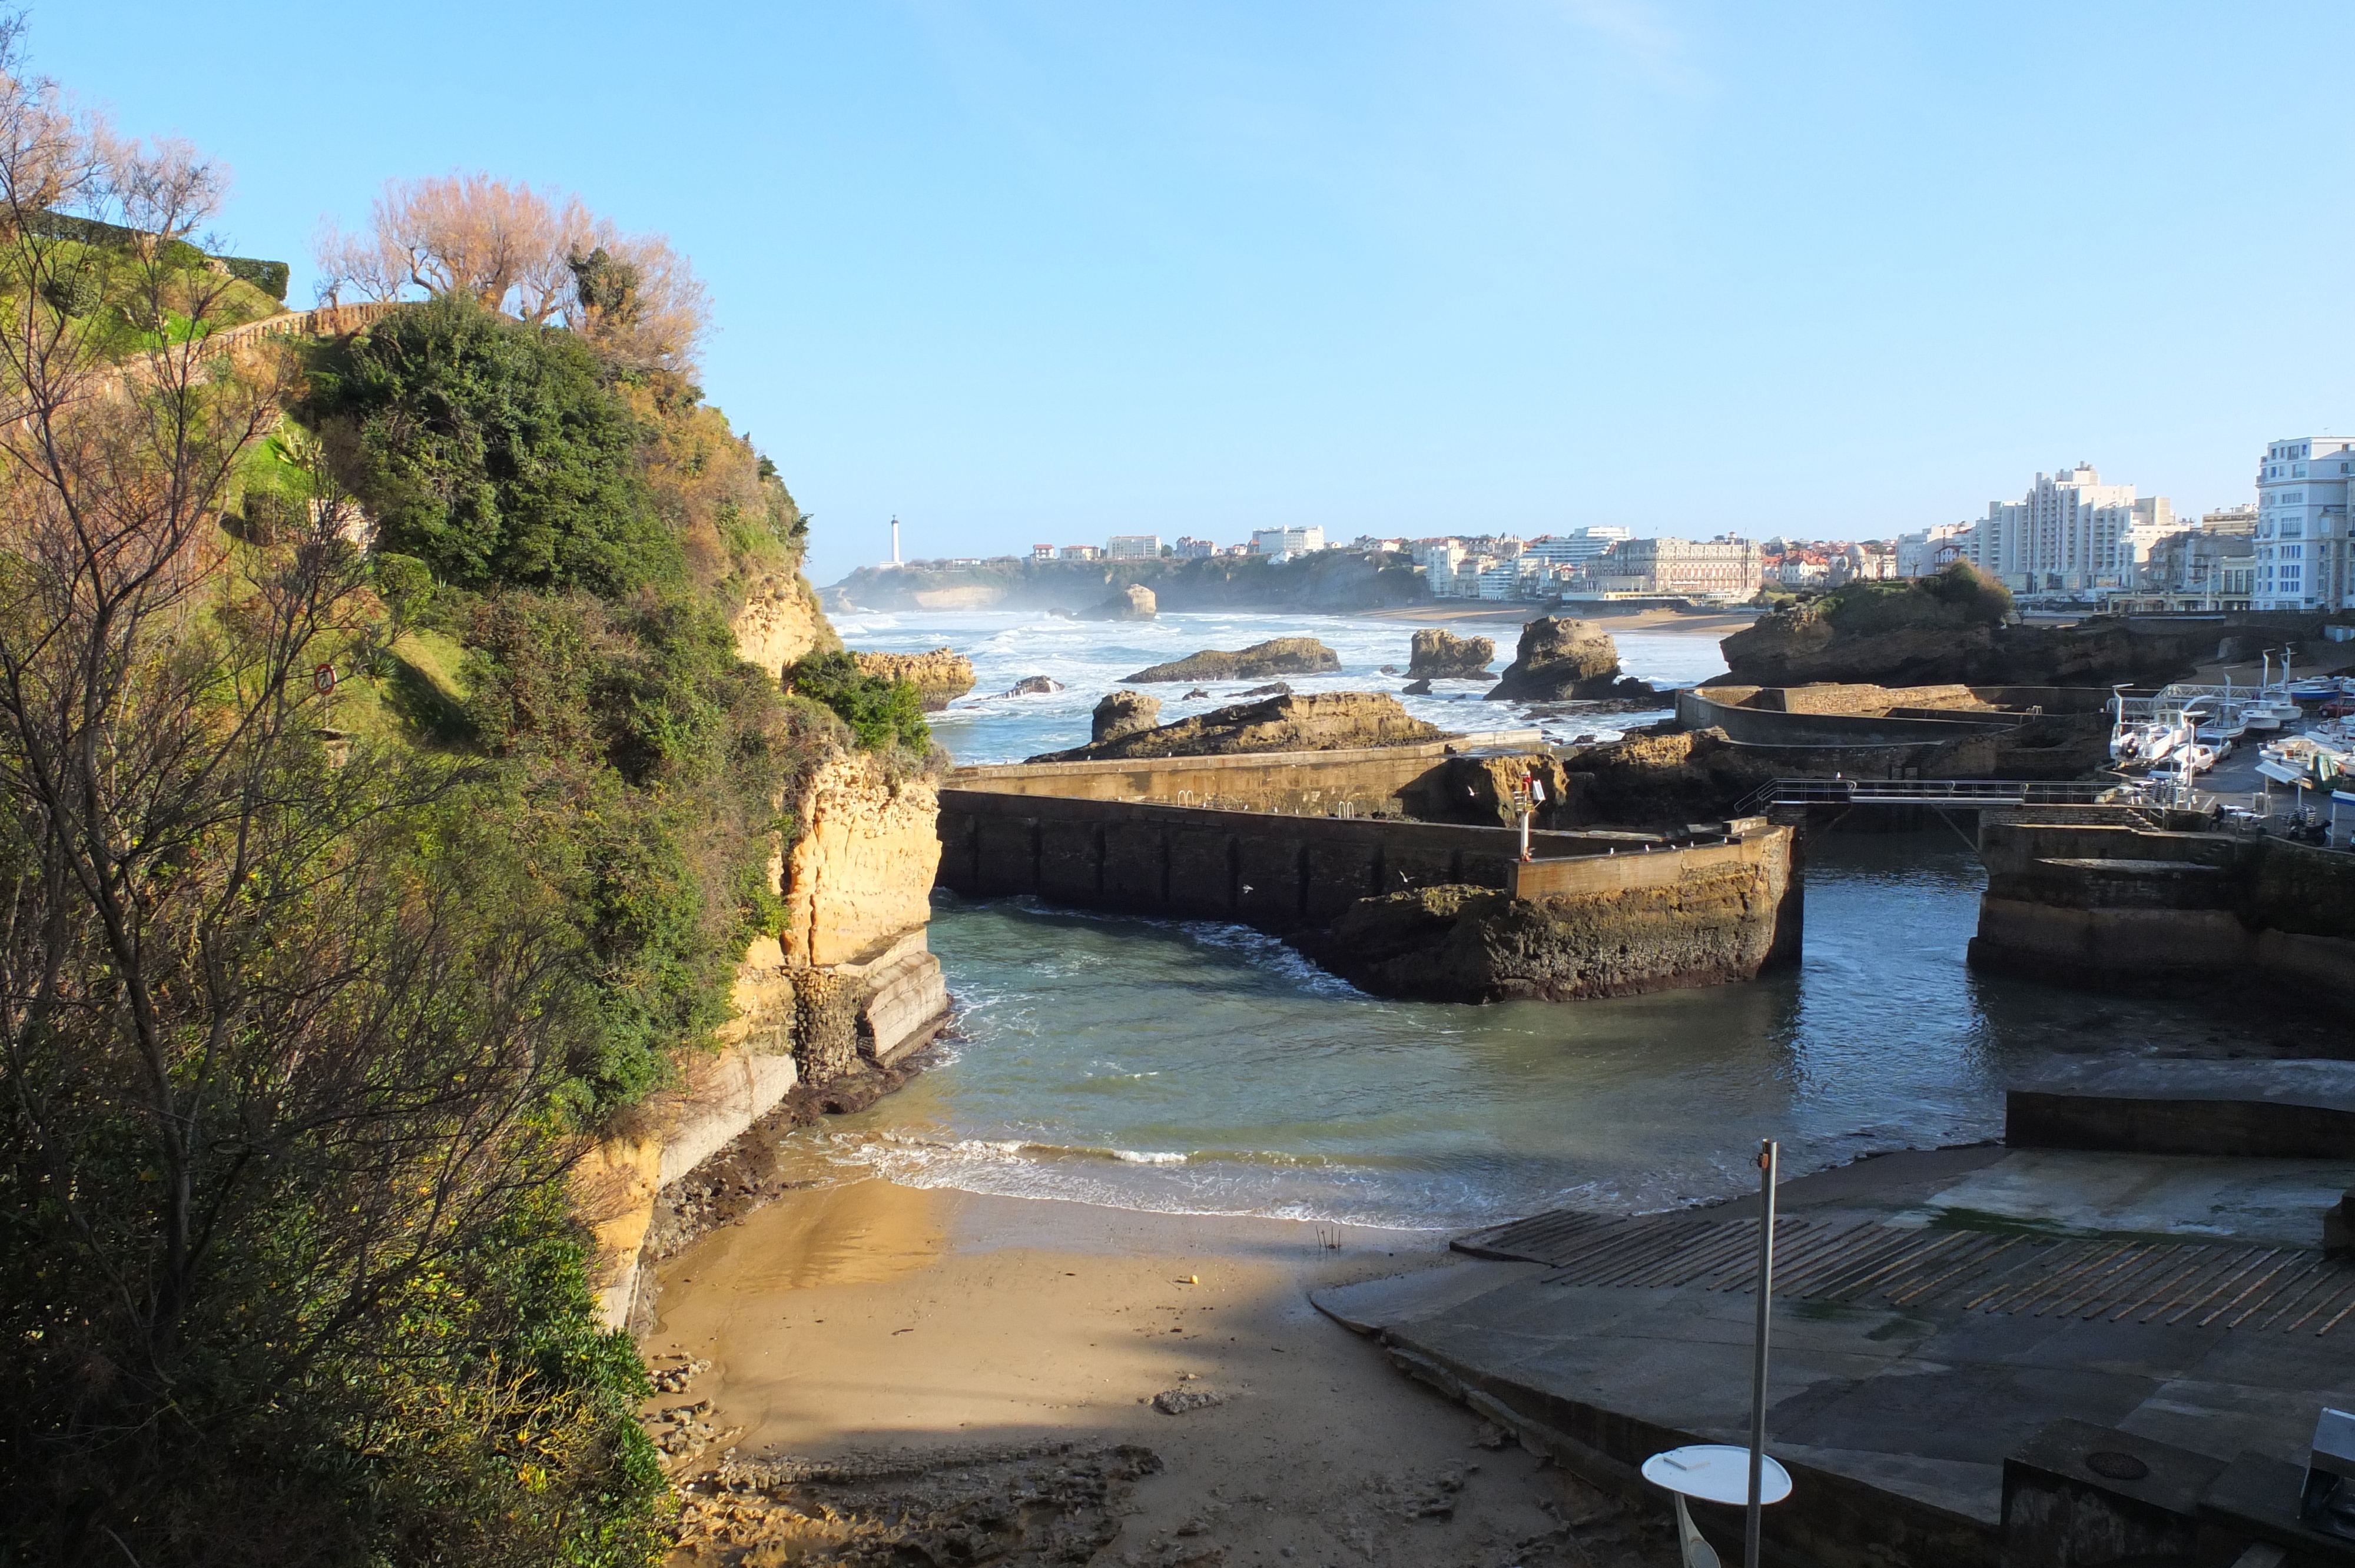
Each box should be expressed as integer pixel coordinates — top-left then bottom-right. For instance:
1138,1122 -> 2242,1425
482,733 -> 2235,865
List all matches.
1400,677 -> 1433,695
851,648 -> 977,711
1006,675 -> 1063,695
1719,566 -> 2197,687
1091,689 -> 1163,744
1482,619 -> 1628,701
1292,847 -> 1797,1004
1122,636 -> 1340,684
1030,691 -> 1442,763
1233,681 -> 1292,697
1407,628 -> 1495,679
1074,583 -> 1157,620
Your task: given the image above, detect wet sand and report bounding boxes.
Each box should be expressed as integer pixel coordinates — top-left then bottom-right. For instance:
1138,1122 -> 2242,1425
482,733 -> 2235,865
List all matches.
648,1180 -> 1663,1566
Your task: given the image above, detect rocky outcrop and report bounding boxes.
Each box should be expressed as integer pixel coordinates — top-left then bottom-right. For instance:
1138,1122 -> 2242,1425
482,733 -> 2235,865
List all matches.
1483,619 -> 1627,701
852,648 -> 976,711
1292,832 -> 1797,1002
1721,602 -> 2200,688
780,749 -> 944,968
1091,690 -> 1162,743
1408,628 -> 1494,679
1123,637 -> 1340,684
1028,691 -> 1442,763
1076,583 -> 1156,620
1007,676 -> 1063,695
732,572 -> 840,670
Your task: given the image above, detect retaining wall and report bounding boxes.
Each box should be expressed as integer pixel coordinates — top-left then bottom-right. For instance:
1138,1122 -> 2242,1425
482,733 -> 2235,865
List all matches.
946,730 -> 1541,819
937,786 -> 1672,928
1970,821 -> 2355,1000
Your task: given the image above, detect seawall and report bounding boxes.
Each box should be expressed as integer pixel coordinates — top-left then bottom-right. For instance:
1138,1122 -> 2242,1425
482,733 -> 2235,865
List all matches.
938,738 -> 1801,1002
1969,820 -> 2355,1001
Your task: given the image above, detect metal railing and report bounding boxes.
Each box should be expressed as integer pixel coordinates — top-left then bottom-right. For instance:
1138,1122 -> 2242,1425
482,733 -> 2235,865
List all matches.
1732,777 -> 2147,813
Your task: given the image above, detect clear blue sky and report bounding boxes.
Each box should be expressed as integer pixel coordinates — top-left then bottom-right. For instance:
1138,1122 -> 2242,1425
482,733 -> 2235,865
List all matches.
39,2 -> 2352,586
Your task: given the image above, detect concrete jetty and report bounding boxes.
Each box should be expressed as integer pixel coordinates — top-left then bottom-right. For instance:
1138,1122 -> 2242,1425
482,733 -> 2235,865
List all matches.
935,736 -> 1800,1000
1316,1145 -> 2355,1567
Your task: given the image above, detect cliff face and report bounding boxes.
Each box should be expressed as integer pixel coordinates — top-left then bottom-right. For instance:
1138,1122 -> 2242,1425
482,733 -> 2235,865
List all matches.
852,648 -> 977,710
1720,603 -> 2198,688
731,571 -> 840,670
780,748 -> 944,968
1028,691 -> 1442,763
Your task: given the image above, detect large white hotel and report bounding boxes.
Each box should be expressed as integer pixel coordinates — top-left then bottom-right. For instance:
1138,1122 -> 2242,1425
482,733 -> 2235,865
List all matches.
2252,435 -> 2355,610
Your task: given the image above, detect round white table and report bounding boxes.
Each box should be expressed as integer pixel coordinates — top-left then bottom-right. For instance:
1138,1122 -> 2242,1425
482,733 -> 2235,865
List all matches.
1641,1445 -> 1792,1568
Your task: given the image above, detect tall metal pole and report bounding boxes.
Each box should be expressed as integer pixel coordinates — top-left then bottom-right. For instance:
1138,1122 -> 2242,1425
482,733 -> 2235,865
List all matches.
1746,1138 -> 1779,1568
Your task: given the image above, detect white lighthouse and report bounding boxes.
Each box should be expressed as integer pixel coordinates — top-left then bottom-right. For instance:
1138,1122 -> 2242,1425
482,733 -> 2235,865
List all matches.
890,515 -> 902,567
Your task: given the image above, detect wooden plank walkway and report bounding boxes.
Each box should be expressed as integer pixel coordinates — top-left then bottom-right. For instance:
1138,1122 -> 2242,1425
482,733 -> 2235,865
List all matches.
1456,1209 -> 2355,1336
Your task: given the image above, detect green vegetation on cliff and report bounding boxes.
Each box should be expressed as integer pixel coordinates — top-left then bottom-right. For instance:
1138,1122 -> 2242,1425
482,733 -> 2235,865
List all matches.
0,31 -> 897,1566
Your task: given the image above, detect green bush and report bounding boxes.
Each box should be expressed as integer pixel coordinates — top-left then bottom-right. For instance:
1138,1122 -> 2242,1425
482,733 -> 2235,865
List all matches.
221,254 -> 290,301
1819,560 -> 2012,635
37,260 -> 102,317
235,489 -> 304,544
782,650 -> 930,753
299,296 -> 681,599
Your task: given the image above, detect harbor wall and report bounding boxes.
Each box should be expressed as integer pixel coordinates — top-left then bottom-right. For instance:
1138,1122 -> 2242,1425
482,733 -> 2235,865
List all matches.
1969,821 -> 2355,999
945,730 -> 1541,819
936,786 -> 1659,926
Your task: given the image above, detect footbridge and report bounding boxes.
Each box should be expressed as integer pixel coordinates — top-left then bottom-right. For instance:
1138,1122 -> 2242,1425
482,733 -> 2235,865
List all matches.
1734,778 -> 2150,813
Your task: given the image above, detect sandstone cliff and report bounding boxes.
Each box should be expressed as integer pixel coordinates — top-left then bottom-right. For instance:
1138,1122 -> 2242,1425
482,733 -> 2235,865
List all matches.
1123,636 -> 1340,684
852,648 -> 977,710
1483,618 -> 1634,701
1407,628 -> 1494,679
1075,583 -> 1156,620
779,748 -> 946,968
731,571 -> 840,670
1028,691 -> 1442,763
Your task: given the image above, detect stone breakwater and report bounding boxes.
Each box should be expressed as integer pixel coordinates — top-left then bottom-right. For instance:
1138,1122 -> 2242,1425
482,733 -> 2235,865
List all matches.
1969,817 -> 2355,1002
936,740 -> 1799,1004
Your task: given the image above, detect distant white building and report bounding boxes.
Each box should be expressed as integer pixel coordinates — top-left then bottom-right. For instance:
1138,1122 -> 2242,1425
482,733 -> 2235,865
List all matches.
1523,527 -> 1631,567
1412,542 -> 1465,577
1106,534 -> 1161,560
2253,436 -> 2355,609
1059,544 -> 1104,561
1251,526 -> 1325,555
1895,523 -> 1973,578
1962,464 -> 2171,592
1172,536 -> 1217,559
1591,537 -> 1762,600
1030,543 -> 1054,560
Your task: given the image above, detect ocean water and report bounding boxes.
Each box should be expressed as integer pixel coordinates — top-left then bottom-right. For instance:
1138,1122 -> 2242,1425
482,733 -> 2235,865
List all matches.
761,609 -> 2252,1229
828,607 -> 1731,763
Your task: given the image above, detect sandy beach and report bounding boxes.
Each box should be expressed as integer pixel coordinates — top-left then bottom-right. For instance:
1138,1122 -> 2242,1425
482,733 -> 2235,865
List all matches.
647,1180 -> 1669,1566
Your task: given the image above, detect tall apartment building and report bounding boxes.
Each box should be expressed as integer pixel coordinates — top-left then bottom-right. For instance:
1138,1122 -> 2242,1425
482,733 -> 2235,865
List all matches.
1962,464 -> 2171,592
2253,436 -> 2355,610
1591,536 -> 1762,599
1250,526 -> 1325,555
1106,534 -> 1161,560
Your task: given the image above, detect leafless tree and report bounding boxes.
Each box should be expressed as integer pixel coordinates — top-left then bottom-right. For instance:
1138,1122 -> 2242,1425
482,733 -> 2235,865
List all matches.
0,25 -> 616,1563
317,174 -> 709,373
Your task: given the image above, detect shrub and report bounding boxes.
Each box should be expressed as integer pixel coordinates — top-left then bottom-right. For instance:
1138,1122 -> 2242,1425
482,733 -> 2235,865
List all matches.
782,650 -> 930,753
298,295 -> 681,599
221,254 -> 290,301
